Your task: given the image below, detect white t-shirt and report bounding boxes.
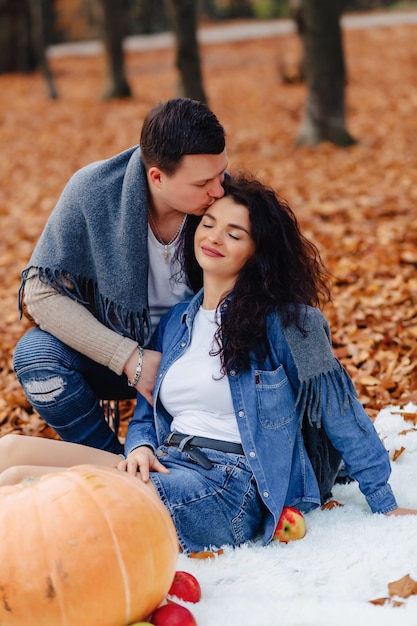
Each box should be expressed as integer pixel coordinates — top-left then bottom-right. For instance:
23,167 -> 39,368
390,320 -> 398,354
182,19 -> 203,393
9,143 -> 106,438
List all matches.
147,227 -> 193,337
159,307 -> 241,444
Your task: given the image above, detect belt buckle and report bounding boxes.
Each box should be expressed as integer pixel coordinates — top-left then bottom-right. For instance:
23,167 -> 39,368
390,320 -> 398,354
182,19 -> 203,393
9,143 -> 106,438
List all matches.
177,435 -> 195,452
166,432 -> 176,446
169,433 -> 213,470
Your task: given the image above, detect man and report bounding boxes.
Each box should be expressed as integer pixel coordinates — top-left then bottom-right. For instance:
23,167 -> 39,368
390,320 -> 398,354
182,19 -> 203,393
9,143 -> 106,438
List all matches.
14,98 -> 228,454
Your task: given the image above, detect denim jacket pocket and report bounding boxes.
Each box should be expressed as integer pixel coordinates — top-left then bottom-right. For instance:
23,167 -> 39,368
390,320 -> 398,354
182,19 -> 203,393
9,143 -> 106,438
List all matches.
255,365 -> 296,429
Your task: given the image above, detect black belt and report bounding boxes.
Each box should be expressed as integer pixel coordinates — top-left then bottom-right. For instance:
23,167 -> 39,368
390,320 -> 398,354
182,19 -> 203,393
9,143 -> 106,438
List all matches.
166,433 -> 244,470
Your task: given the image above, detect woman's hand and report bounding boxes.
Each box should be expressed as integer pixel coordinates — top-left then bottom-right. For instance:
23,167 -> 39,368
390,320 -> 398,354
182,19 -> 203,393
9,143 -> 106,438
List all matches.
124,348 -> 162,405
117,446 -> 169,482
385,507 -> 417,516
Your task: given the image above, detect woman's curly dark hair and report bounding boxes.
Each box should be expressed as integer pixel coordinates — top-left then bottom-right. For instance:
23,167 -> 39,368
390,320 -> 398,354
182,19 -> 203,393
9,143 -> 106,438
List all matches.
181,174 -> 331,373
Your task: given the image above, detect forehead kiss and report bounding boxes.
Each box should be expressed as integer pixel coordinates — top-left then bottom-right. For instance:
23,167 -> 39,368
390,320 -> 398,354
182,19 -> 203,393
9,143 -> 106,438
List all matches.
201,196 -> 252,235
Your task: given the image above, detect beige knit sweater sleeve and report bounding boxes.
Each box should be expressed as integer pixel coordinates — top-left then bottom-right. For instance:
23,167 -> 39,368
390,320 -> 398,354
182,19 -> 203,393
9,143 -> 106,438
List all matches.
23,273 -> 138,375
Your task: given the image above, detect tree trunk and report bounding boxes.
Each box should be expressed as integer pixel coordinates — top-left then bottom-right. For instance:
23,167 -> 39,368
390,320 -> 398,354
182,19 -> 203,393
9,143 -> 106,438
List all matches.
164,0 -> 207,103
100,0 -> 131,99
0,0 -> 36,73
130,0 -> 168,35
279,0 -> 305,85
0,0 -> 56,98
295,0 -> 356,147
28,0 -> 57,98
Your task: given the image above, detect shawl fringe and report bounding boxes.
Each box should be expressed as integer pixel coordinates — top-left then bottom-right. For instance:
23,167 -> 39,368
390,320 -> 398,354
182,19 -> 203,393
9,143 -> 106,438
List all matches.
295,361 -> 358,428
19,267 -> 150,344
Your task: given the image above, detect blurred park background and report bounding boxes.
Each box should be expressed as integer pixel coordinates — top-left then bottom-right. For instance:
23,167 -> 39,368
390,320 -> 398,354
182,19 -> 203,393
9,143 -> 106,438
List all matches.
0,0 -> 416,438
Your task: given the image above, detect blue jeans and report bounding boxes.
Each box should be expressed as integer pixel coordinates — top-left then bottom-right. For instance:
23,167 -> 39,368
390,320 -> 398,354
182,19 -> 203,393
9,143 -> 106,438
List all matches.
13,327 -> 135,454
151,445 -> 264,553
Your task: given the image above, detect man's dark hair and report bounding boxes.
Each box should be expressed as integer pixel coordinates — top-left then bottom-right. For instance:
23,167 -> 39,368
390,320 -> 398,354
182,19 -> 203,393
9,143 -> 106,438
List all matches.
140,98 -> 226,175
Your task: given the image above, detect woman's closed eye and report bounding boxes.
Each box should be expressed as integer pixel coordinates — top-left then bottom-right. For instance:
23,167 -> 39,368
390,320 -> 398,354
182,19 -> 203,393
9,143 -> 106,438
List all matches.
202,222 -> 240,240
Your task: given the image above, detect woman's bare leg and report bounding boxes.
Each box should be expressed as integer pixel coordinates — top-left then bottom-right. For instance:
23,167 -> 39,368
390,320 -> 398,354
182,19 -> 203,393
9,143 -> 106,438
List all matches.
0,434 -> 121,485
0,435 -> 162,499
0,465 -> 72,486
0,435 -> 175,547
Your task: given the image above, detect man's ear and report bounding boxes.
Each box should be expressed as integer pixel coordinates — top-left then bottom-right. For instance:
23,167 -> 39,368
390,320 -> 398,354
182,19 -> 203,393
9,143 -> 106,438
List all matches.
148,166 -> 163,188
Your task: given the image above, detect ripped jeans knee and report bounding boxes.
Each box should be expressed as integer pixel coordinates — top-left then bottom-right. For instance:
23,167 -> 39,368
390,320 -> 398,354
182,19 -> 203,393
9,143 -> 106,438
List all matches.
22,374 -> 66,404
14,327 -> 84,424
13,327 -> 124,454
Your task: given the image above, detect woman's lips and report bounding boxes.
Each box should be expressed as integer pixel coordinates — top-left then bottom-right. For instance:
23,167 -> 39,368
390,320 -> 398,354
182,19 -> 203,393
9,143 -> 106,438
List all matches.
201,245 -> 224,258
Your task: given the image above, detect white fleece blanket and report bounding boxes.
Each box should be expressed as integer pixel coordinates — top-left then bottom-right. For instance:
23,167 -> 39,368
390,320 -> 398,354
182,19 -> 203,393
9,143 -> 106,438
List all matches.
174,403 -> 417,626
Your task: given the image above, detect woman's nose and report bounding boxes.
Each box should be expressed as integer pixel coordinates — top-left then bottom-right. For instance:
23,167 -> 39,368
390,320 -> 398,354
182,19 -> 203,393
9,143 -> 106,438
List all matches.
207,228 -> 222,244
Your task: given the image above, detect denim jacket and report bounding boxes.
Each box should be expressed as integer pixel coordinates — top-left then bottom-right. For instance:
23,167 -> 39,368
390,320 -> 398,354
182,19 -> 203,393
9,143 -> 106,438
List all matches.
125,290 -> 397,546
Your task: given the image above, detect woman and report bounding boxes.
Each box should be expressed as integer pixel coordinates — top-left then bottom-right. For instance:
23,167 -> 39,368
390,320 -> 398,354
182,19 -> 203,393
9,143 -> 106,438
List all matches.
2,175 -> 416,553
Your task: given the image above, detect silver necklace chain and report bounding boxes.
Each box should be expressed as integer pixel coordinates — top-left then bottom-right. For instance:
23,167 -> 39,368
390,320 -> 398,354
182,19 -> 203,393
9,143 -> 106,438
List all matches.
148,211 -> 187,264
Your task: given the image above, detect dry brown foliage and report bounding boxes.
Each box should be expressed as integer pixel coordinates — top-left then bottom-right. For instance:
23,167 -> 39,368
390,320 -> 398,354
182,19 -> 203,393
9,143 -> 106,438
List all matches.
370,572 -> 417,606
0,19 -> 416,438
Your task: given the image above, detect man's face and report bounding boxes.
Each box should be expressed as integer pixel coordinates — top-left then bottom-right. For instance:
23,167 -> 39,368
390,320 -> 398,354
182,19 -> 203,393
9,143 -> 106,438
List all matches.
149,150 -> 228,216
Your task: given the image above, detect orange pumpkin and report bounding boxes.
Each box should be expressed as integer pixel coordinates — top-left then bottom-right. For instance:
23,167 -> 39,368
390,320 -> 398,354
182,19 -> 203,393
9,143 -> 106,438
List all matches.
0,465 -> 179,625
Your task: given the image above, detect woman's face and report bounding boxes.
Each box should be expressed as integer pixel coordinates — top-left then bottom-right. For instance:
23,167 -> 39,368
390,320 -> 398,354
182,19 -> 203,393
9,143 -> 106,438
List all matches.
194,196 -> 256,282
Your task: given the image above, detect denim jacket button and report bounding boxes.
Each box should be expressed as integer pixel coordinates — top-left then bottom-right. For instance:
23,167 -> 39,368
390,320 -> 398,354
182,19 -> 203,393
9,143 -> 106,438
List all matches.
263,491 -> 269,498
238,410 -> 244,417
249,451 -> 256,458
180,341 -> 186,347
229,370 -> 236,376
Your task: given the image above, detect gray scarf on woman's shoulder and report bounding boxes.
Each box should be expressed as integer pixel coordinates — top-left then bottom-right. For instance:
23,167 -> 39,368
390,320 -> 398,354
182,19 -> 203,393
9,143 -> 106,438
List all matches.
19,146 -> 151,344
283,307 -> 357,429
283,307 -> 357,503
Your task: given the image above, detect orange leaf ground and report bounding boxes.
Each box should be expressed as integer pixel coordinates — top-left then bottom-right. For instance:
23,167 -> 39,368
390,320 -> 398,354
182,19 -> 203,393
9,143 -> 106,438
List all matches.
0,16 -> 416,438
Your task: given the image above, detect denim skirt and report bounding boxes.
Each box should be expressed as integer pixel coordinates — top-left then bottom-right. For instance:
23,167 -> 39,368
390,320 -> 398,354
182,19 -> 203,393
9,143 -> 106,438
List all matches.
150,444 -> 264,554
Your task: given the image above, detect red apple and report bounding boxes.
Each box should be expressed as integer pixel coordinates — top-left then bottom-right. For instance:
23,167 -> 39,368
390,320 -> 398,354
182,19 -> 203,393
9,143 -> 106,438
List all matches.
273,506 -> 306,543
150,603 -> 197,626
167,571 -> 201,603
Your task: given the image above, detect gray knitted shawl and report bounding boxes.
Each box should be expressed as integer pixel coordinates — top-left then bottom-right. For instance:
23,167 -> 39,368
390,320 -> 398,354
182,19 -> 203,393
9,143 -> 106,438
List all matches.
282,308 -> 357,502
282,308 -> 357,428
19,146 -> 151,344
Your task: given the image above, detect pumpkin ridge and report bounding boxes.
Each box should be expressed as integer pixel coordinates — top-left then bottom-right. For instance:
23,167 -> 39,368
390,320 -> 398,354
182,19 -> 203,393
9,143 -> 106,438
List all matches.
34,473 -> 70,626
34,466 -> 128,625
67,466 -> 133,625
65,465 -> 179,623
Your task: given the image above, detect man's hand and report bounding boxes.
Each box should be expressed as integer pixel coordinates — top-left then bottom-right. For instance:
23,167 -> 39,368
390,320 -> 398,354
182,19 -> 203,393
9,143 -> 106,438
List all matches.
124,348 -> 161,405
117,446 -> 169,482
